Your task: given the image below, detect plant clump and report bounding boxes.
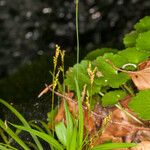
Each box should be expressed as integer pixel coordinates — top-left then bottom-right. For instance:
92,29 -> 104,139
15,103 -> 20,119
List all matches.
1,16 -> 150,150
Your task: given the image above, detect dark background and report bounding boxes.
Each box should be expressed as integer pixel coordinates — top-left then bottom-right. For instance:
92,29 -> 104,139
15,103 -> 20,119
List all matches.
0,0 -> 150,120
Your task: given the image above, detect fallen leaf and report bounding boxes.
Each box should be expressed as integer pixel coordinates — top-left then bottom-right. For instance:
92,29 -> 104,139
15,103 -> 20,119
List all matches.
38,84 -> 53,98
55,100 -> 65,122
128,68 -> 150,90
131,141 -> 150,150
128,60 -> 150,90
108,59 -> 150,90
138,60 -> 150,70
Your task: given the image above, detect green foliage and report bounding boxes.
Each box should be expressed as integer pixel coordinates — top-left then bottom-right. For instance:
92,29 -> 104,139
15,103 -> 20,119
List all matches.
102,90 -> 127,107
65,16 -> 150,122
0,99 -> 136,150
2,15 -> 150,150
75,78 -> 84,149
136,31 -> 150,51
91,143 -> 136,150
12,124 -> 64,150
64,101 -> 74,149
0,99 -> 43,150
65,60 -> 90,93
118,47 -> 149,64
134,16 -> 150,32
129,90 -> 150,120
123,31 -> 138,47
0,119 -> 30,150
84,48 -> 118,61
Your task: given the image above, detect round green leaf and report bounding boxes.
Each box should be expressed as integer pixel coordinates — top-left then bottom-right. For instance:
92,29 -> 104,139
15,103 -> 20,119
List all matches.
102,90 -> 127,107
136,31 -> 150,51
134,16 -> 150,32
129,90 -> 150,120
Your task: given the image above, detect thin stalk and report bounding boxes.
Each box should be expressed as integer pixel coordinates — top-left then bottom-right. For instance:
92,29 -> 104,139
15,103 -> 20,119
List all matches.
115,104 -> 143,125
123,84 -> 134,96
76,0 -> 79,79
0,128 -> 9,144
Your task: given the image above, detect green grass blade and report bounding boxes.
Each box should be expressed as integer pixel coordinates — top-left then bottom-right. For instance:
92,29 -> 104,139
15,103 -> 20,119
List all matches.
0,143 -> 17,150
0,128 -> 9,144
24,141 -> 38,150
29,122 -> 45,133
90,143 -> 136,150
74,78 -> 84,149
39,121 -> 52,135
70,120 -> 77,150
0,145 -> 13,150
38,121 -> 53,150
64,100 -> 73,149
0,120 -> 30,150
55,122 -> 67,146
11,124 -> 64,150
0,99 -> 43,150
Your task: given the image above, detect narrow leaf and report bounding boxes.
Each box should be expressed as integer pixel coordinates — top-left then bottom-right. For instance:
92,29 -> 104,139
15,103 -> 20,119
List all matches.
0,120 -> 30,150
91,143 -> 136,150
55,122 -> 67,146
0,99 -> 43,150
11,124 -> 64,150
75,78 -> 84,149
102,90 -> 127,107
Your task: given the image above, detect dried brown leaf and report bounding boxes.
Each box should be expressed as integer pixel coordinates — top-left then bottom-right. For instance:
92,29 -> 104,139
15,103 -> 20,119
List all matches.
128,68 -> 150,90
131,141 -> 150,150
128,60 -> 150,90
108,59 -> 150,90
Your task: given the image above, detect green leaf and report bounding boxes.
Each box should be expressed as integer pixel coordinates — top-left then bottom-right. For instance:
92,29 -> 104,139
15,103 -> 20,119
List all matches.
70,120 -> 78,150
134,16 -> 150,32
47,106 -> 58,126
123,31 -> 138,48
65,60 -> 90,92
65,60 -> 104,96
91,142 -> 136,150
96,57 -> 117,77
0,120 -> 30,150
103,53 -> 128,68
118,48 -> 149,64
129,90 -> 150,120
84,48 -> 118,61
107,73 -> 130,88
0,99 -> 43,150
102,90 -> 127,107
55,122 -> 67,146
64,101 -> 73,149
136,31 -> 150,51
0,143 -> 17,150
11,124 -> 64,150
0,145 -> 15,150
75,78 -> 84,150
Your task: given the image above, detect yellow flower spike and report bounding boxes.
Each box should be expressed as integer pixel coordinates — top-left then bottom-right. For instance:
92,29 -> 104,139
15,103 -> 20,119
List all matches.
102,113 -> 112,129
55,45 -> 60,59
53,70 -> 60,89
53,44 -> 61,69
60,50 -> 65,63
87,62 -> 97,85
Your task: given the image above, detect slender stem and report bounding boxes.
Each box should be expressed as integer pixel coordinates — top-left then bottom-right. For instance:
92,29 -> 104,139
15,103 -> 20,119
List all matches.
123,84 -> 134,96
115,104 -> 143,125
76,0 -> 79,79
